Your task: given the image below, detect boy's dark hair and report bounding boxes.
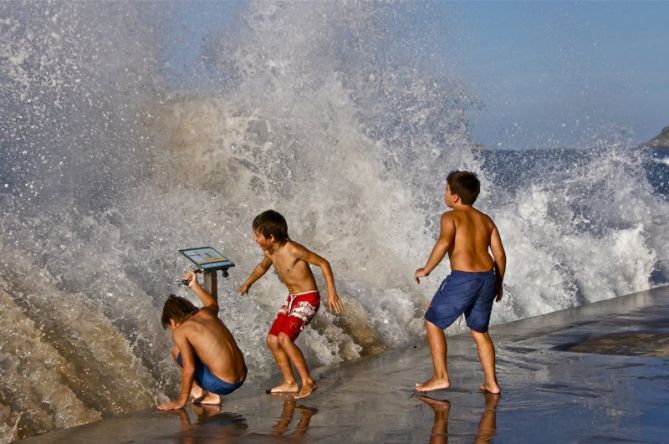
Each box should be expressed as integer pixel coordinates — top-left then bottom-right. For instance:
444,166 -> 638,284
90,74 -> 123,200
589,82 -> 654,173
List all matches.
447,170 -> 480,205
161,294 -> 198,328
252,209 -> 289,244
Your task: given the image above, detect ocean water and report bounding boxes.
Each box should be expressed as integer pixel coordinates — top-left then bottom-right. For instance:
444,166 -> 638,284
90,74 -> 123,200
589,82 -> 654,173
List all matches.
1,2 -> 668,441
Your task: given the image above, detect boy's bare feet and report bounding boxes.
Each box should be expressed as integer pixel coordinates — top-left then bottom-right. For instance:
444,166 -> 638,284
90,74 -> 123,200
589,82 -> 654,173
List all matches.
479,383 -> 501,394
267,382 -> 299,394
190,387 -> 206,403
294,381 -> 317,399
197,392 -> 222,405
416,377 -> 450,392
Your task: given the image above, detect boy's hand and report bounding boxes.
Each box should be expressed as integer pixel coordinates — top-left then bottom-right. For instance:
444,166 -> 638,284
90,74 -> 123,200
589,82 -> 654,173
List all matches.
157,399 -> 187,411
495,282 -> 503,302
238,283 -> 250,295
414,267 -> 429,284
327,291 -> 343,314
183,271 -> 199,289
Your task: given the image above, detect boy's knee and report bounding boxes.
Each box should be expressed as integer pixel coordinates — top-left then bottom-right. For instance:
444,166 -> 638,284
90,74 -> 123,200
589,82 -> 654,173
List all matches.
171,345 -> 180,361
266,334 -> 279,348
470,329 -> 490,340
277,332 -> 294,346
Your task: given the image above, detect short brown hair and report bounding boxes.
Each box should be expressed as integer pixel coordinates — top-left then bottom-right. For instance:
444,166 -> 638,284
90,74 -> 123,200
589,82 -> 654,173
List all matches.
161,294 -> 198,328
447,170 -> 480,205
252,210 -> 289,244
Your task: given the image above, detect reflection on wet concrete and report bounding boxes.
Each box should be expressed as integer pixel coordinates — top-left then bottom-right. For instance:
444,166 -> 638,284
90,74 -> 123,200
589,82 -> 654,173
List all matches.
473,394 -> 498,444
14,406 -> 248,444
18,286 -> 669,443
417,392 -> 499,444
416,396 -> 451,444
170,405 -> 247,443
269,393 -> 318,439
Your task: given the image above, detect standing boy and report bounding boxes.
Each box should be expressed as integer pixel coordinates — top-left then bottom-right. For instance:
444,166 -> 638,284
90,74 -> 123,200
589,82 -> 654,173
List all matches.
414,171 -> 506,394
239,210 -> 343,399
158,271 -> 247,410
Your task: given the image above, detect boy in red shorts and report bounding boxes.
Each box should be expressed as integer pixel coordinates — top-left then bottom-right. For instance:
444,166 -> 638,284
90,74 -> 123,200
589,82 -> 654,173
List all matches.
239,210 -> 343,399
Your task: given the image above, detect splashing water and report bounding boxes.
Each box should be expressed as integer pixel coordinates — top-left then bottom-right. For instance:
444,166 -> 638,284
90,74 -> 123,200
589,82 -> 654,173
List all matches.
1,1 -> 667,440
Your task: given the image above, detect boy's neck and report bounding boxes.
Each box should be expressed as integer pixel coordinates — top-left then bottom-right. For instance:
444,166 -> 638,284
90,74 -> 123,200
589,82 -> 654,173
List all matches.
451,203 -> 474,210
267,240 -> 287,255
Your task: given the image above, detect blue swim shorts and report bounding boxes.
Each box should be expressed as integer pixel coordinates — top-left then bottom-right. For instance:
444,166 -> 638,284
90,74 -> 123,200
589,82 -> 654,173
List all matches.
176,353 -> 246,395
424,269 -> 497,332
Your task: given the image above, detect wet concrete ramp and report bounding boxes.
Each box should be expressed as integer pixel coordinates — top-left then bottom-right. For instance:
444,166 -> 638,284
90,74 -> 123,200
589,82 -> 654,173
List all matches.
19,286 -> 669,443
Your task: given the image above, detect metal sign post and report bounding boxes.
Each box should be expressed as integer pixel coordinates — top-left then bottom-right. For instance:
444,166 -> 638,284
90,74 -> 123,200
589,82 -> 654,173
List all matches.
179,247 -> 234,299
204,270 -> 218,297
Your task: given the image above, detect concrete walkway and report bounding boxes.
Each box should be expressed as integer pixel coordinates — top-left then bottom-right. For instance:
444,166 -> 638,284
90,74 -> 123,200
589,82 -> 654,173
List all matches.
19,286 -> 669,443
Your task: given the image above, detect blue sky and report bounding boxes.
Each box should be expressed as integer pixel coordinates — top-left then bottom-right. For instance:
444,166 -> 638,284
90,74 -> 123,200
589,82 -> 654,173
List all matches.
161,1 -> 669,150
453,1 -> 669,149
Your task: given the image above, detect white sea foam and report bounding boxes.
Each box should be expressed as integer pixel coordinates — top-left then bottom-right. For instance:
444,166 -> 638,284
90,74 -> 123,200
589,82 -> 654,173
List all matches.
654,156 -> 669,166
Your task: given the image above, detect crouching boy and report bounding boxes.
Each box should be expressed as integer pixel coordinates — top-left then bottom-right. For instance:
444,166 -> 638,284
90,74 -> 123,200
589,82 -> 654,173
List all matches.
158,271 -> 246,410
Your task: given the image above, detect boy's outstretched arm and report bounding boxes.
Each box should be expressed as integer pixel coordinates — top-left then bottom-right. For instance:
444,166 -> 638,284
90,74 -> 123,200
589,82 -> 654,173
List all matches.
158,332 -> 196,411
490,225 -> 506,301
415,213 -> 455,284
239,255 -> 272,295
183,271 -> 218,311
292,244 -> 343,314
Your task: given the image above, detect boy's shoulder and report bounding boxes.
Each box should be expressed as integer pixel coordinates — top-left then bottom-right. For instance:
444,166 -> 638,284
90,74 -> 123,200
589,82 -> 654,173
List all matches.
471,206 -> 494,221
285,239 -> 306,250
283,239 -> 315,259
183,309 -> 218,328
447,206 -> 496,226
272,239 -> 300,257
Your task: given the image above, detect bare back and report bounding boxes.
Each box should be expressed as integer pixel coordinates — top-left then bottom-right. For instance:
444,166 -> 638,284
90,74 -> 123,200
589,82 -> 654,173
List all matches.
445,207 -> 496,272
177,309 -> 245,383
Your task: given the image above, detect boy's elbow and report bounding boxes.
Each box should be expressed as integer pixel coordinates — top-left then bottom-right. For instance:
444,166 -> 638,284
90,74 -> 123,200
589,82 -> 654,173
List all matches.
313,256 -> 330,269
492,246 -> 505,260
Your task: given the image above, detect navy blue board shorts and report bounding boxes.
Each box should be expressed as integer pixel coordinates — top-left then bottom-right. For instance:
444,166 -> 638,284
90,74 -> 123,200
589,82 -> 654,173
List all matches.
176,353 -> 246,395
424,269 -> 497,332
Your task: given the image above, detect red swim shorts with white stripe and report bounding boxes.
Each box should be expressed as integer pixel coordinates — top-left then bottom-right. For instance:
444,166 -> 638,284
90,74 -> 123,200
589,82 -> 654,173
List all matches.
268,290 -> 320,341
